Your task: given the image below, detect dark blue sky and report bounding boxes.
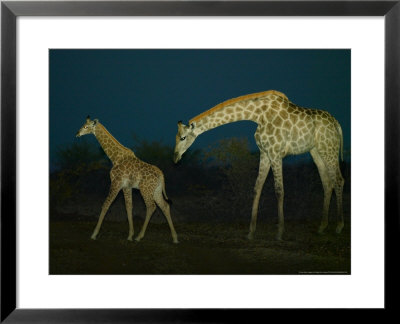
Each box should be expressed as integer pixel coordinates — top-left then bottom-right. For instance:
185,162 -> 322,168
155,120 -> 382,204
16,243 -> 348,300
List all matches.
50,49 -> 350,163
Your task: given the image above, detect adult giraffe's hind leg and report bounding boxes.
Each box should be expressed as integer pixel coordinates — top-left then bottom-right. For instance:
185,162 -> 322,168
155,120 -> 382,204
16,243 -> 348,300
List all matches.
248,151 -> 270,240
333,166 -> 345,234
91,182 -> 120,240
123,188 -> 134,241
270,159 -> 285,241
310,148 -> 333,234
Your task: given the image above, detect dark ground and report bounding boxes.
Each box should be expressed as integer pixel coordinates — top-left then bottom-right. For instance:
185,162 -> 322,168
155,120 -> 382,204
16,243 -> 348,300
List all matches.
50,202 -> 350,275
50,155 -> 351,275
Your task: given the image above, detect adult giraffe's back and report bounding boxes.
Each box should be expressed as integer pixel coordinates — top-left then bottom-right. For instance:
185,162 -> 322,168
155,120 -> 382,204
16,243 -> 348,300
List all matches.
173,90 -> 344,240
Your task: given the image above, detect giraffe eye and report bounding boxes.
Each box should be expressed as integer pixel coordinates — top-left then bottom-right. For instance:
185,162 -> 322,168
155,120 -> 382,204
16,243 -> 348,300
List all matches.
180,136 -> 186,141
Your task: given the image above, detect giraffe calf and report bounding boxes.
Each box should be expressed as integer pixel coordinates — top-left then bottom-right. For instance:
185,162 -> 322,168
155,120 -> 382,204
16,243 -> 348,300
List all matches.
76,116 -> 178,244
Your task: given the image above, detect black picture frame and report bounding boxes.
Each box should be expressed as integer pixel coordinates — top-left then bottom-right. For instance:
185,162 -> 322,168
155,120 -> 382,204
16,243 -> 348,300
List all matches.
1,0 -> 399,322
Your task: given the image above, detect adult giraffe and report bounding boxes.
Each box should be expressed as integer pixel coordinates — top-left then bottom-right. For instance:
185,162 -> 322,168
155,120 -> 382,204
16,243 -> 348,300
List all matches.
173,90 -> 344,240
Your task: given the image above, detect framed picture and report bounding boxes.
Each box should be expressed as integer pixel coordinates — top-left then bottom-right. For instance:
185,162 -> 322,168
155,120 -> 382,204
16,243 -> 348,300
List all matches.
1,0 -> 398,322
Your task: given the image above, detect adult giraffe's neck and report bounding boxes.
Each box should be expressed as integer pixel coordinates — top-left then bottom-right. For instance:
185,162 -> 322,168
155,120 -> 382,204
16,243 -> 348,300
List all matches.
94,123 -> 134,164
190,97 -> 263,136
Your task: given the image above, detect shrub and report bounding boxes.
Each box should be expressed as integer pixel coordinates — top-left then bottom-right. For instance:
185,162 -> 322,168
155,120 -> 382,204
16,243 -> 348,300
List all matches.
202,137 -> 259,218
50,140 -> 109,207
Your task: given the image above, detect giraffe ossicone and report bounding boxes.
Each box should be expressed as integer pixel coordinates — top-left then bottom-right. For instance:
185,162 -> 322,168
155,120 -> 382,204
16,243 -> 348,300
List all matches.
174,90 -> 344,240
76,117 -> 178,243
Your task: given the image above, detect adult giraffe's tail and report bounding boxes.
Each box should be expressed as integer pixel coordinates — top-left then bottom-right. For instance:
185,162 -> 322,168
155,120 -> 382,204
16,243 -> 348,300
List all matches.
335,120 -> 344,161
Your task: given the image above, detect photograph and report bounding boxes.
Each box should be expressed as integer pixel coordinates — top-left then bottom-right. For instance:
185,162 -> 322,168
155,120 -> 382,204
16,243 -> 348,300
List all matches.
3,0 -> 397,320
49,49 -> 351,275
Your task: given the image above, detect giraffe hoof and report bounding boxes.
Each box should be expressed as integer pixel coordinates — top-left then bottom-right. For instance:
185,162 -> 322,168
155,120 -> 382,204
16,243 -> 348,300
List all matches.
335,225 -> 344,234
127,237 -> 133,241
276,228 -> 284,241
135,237 -> 142,242
91,235 -> 97,240
173,239 -> 179,244
247,233 -> 254,240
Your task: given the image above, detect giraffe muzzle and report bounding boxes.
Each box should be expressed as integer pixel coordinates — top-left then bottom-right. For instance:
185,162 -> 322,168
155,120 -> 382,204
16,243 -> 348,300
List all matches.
173,152 -> 181,164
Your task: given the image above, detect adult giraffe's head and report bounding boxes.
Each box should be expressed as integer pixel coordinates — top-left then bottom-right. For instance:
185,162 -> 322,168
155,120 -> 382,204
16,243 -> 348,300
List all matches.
173,121 -> 197,163
76,116 -> 98,137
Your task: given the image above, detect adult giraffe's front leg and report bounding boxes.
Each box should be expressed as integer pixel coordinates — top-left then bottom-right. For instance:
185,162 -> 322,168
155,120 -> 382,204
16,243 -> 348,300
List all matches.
91,183 -> 120,240
248,151 -> 270,240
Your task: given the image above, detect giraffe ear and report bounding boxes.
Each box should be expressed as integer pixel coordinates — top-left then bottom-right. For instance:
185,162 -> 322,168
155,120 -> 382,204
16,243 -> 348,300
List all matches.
93,119 -> 98,125
190,122 -> 195,129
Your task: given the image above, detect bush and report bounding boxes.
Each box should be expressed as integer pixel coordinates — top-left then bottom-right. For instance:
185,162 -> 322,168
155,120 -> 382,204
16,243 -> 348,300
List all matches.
50,140 -> 109,207
131,134 -> 175,176
53,139 -> 108,171
202,137 -> 259,218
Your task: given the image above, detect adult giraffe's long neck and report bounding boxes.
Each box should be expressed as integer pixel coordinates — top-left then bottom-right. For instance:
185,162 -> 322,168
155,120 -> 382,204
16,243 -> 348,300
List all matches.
190,90 -> 288,136
94,123 -> 134,164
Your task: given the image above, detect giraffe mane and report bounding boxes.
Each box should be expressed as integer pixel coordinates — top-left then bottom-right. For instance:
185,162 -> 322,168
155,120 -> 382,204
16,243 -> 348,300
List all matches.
189,90 -> 288,124
97,123 -> 134,156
